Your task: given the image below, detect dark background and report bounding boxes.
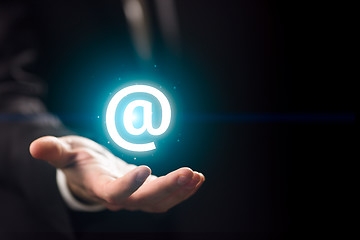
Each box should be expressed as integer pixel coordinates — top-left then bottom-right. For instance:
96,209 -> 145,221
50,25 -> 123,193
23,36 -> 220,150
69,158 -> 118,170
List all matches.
169,0 -> 354,236
20,0 -> 354,238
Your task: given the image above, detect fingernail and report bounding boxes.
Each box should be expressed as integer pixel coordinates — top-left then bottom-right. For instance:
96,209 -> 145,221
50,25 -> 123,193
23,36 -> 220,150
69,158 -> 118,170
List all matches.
195,171 -> 205,181
136,170 -> 149,182
177,175 -> 191,186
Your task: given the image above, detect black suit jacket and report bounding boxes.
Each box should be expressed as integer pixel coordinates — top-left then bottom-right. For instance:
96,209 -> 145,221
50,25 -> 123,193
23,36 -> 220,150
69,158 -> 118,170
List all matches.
0,1 -> 175,239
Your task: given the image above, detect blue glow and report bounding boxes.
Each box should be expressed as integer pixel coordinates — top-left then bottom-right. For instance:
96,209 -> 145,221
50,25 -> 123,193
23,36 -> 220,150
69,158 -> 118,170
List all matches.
105,84 -> 172,152
0,113 -> 354,123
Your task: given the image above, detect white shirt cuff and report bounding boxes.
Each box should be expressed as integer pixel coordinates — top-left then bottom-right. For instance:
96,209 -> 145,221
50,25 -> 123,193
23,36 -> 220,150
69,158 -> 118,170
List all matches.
56,169 -> 106,212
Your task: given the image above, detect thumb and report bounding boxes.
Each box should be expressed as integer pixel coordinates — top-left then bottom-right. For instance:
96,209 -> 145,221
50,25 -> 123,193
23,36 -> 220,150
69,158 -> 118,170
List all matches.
29,136 -> 74,168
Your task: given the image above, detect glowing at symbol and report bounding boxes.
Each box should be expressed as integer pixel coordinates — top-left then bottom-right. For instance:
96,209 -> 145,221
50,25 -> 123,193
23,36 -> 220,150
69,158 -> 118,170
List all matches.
106,85 -> 171,152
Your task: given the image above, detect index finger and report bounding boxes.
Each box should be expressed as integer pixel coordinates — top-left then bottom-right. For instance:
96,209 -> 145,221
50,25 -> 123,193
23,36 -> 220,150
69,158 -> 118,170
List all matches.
93,165 -> 151,205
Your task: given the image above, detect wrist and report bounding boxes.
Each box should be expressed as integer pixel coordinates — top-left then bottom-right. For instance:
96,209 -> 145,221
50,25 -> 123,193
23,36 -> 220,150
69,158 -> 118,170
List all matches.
56,169 -> 106,211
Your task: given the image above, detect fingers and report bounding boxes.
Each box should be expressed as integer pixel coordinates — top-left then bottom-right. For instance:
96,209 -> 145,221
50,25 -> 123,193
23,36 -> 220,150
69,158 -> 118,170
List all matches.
29,136 -> 75,168
95,165 -> 151,205
125,167 -> 198,210
154,172 -> 205,212
30,136 -> 205,212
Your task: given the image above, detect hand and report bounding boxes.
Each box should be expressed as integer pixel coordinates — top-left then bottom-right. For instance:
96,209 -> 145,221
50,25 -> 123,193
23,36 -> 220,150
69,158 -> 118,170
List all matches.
29,136 -> 205,213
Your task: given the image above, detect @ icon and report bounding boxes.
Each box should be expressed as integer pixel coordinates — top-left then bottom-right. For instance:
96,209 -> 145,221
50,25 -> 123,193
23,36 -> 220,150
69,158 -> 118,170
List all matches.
105,84 -> 172,152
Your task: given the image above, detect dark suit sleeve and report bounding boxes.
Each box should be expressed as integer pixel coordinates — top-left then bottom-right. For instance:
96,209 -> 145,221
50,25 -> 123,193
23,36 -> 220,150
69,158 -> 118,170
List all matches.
0,1 -> 75,238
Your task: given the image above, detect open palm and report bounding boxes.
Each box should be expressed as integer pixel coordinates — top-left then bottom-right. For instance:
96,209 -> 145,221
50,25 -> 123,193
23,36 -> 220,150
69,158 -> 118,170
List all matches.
30,136 -> 204,213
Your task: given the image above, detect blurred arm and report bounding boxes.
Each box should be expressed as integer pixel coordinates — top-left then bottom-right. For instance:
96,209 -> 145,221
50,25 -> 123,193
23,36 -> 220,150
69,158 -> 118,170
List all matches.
0,1 -> 77,234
